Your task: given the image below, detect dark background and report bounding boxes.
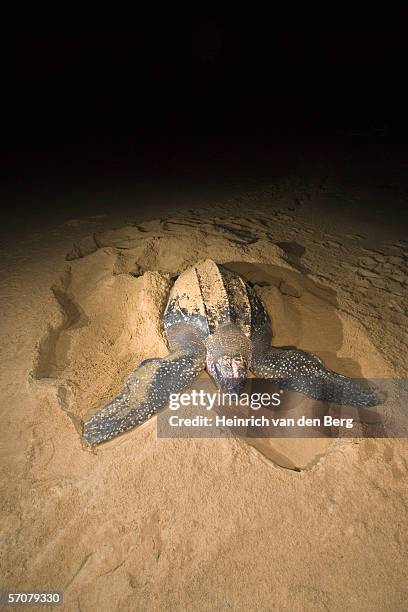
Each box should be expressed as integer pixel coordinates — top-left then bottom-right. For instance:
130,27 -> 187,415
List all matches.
2,8 -> 408,194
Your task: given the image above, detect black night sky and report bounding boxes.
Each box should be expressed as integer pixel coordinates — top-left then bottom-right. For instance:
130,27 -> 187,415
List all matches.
2,8 -> 408,188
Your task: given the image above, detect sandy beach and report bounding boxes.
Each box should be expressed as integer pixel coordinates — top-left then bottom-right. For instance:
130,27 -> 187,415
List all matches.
0,154 -> 407,611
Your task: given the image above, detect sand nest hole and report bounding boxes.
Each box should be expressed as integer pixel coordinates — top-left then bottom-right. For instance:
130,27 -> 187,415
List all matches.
31,217 -> 390,470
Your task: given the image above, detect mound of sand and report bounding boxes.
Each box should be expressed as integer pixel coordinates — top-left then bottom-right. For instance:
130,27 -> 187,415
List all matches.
31,216 -> 392,469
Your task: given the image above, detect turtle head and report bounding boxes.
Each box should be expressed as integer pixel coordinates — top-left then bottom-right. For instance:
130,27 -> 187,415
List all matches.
206,325 -> 251,394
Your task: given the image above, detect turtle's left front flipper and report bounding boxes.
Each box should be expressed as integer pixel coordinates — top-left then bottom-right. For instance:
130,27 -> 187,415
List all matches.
252,348 -> 383,407
83,351 -> 205,445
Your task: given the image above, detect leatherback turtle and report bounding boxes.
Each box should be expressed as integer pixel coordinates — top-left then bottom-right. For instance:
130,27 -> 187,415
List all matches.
83,259 -> 380,445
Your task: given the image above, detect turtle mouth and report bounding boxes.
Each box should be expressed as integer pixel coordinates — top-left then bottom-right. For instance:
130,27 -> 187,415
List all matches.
219,378 -> 247,394
212,356 -> 248,394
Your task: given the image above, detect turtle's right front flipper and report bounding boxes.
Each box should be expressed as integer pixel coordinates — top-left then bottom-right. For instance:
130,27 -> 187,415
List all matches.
83,351 -> 205,445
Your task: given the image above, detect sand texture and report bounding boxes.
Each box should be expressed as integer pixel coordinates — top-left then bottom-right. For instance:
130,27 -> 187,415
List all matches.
1,175 -> 407,611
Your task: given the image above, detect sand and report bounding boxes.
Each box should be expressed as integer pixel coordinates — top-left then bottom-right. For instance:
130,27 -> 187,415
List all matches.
1,172 -> 407,610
